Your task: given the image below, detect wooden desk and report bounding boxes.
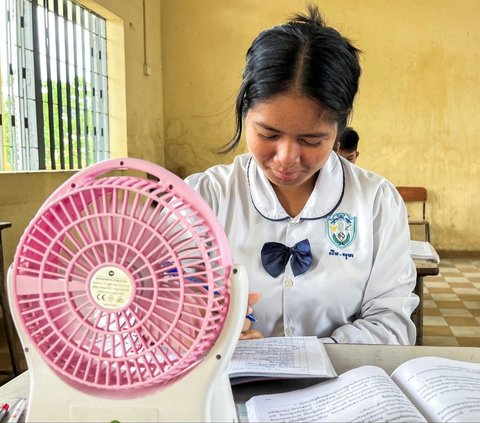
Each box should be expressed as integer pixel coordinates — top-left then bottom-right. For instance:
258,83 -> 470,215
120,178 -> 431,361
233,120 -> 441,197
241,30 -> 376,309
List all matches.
412,259 -> 440,345
0,222 -> 21,380
1,344 -> 478,423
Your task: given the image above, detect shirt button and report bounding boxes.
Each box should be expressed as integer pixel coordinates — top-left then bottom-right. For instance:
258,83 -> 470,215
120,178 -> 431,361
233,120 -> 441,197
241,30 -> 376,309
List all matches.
285,279 -> 294,288
285,326 -> 294,336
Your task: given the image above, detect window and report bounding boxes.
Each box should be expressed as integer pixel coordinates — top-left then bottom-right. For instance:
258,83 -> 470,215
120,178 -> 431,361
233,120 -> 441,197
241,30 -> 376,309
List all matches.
0,0 -> 109,171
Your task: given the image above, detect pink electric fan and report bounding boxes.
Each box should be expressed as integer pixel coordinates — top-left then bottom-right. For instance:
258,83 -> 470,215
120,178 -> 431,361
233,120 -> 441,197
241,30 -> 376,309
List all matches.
7,158 -> 248,422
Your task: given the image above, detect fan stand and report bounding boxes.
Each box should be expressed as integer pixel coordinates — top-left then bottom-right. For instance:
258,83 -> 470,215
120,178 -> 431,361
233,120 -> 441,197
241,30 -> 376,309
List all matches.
7,265 -> 248,422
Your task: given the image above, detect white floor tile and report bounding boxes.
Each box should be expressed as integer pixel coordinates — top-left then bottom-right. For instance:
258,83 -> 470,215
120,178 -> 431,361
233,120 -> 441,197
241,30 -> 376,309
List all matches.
430,293 -> 460,301
422,336 -> 459,346
424,281 -> 450,288
423,316 -> 448,326
439,308 -> 473,317
463,301 -> 480,309
439,267 -> 460,273
444,277 -> 469,283
450,326 -> 480,337
423,300 -> 437,308
452,287 -> 480,294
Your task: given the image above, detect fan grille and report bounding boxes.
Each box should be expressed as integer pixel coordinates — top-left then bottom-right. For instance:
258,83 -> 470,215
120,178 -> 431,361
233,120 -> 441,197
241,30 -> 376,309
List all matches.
11,161 -> 232,390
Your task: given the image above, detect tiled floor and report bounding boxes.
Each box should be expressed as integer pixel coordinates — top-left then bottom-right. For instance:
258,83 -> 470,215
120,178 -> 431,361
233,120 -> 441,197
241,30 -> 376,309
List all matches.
423,257 -> 480,347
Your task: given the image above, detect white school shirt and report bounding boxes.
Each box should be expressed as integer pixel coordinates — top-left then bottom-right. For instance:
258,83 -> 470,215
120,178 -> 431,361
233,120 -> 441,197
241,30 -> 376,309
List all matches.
185,152 -> 418,345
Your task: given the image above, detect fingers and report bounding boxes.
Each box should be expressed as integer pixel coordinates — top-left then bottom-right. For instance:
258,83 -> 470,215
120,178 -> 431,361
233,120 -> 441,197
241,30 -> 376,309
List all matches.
242,316 -> 251,332
248,292 -> 261,307
243,292 -> 261,332
241,292 -> 262,336
240,329 -> 263,340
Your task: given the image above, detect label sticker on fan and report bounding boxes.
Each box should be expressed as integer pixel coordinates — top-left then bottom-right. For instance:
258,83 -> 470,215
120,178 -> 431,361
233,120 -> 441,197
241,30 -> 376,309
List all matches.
90,266 -> 133,310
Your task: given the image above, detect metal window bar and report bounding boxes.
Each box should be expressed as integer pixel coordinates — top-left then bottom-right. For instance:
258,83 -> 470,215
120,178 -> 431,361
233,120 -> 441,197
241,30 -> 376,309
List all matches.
72,3 -> 81,168
0,7 -> 5,170
53,0 -> 65,169
89,11 -> 98,163
31,0 -> 46,169
23,1 -> 40,170
62,0 -> 73,168
79,7 -> 89,167
2,0 -> 16,170
43,0 -> 56,169
0,0 -> 108,171
14,0 -> 28,169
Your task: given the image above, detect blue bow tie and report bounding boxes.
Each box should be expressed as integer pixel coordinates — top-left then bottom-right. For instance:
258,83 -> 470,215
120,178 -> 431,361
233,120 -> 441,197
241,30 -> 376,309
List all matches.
261,239 -> 313,278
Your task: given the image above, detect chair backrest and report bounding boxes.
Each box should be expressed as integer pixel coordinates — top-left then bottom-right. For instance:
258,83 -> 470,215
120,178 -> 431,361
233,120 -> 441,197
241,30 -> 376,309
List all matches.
396,186 -> 430,242
396,186 -> 427,203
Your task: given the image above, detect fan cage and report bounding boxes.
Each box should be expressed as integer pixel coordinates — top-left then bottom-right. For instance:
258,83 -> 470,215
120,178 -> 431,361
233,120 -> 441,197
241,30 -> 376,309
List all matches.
11,162 -> 233,390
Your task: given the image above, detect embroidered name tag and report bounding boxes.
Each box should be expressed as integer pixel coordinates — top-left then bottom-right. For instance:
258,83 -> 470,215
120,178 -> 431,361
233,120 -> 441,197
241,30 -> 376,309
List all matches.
329,249 -> 355,260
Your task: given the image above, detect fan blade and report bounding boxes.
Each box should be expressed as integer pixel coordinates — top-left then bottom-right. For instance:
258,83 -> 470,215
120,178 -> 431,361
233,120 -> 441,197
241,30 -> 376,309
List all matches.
15,275 -> 85,295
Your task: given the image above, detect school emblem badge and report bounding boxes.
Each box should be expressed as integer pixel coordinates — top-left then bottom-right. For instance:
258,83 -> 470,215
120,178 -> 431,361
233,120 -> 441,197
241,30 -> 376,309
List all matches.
327,212 -> 356,248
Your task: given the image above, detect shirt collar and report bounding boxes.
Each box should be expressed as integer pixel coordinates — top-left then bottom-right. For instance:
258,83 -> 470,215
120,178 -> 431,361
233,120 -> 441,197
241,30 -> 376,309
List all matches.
247,152 -> 345,221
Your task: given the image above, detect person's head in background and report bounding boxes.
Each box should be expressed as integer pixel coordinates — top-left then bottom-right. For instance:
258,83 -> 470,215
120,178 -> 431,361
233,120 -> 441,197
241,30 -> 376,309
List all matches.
221,4 -> 361,192
337,127 -> 360,163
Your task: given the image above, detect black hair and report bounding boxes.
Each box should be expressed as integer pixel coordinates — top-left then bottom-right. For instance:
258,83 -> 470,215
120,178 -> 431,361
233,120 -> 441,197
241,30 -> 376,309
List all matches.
220,4 -> 362,153
339,127 -> 359,151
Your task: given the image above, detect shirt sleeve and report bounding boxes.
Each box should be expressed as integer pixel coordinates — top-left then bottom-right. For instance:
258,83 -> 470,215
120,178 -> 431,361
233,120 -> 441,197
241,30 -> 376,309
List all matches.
184,172 -> 219,215
330,180 -> 419,345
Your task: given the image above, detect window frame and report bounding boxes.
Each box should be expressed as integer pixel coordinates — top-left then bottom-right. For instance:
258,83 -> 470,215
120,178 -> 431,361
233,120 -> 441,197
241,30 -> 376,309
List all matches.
0,0 -> 127,172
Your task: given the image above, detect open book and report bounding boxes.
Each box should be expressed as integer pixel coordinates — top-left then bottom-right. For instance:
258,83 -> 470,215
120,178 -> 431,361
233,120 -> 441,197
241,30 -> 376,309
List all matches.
410,240 -> 440,263
246,356 -> 480,422
228,336 -> 337,385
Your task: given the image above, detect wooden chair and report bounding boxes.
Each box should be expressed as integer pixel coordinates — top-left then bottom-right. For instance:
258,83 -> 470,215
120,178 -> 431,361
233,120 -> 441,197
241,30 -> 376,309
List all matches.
396,186 -> 430,242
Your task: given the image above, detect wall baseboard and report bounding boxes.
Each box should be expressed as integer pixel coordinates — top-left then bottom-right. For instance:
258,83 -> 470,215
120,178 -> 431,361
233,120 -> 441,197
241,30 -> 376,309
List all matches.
436,250 -> 480,259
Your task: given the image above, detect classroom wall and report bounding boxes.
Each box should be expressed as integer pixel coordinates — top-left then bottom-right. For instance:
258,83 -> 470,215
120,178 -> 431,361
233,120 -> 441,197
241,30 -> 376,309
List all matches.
0,0 -> 164,270
161,0 -> 480,252
1,0 -> 480,277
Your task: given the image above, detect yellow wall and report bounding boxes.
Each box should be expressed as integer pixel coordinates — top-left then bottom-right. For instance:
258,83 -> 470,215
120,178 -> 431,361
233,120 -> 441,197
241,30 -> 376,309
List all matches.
161,0 -> 480,252
88,0 -> 164,162
0,0 -> 164,270
2,0 -> 480,278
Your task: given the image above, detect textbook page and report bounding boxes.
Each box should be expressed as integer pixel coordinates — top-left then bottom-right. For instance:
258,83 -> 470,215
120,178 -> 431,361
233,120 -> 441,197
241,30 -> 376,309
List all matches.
228,336 -> 336,383
391,356 -> 480,422
245,365 -> 426,422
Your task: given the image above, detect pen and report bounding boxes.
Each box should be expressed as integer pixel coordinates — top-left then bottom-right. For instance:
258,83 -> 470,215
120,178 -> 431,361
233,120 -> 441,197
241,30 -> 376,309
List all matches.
246,313 -> 257,322
0,403 -> 9,421
6,398 -> 26,423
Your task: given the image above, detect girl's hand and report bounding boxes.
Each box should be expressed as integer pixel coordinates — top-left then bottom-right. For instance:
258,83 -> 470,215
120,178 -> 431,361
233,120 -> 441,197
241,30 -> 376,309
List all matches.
240,292 -> 263,340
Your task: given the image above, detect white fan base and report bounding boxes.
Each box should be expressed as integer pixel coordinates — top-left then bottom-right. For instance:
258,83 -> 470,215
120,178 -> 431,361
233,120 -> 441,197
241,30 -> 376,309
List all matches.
8,265 -> 249,422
